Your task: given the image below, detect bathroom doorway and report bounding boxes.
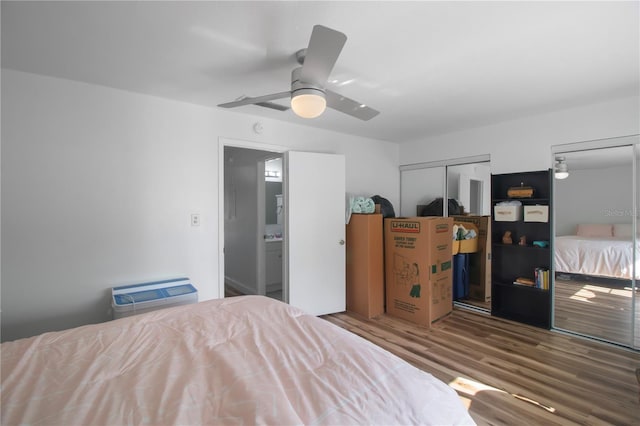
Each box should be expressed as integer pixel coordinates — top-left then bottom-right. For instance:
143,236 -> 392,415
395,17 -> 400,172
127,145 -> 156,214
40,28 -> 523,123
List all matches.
263,156 -> 284,301
223,145 -> 283,301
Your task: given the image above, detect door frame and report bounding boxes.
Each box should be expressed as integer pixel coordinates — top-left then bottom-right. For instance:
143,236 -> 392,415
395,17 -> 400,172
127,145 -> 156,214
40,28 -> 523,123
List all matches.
218,137 -> 288,299
256,158 -> 266,296
258,154 -> 284,297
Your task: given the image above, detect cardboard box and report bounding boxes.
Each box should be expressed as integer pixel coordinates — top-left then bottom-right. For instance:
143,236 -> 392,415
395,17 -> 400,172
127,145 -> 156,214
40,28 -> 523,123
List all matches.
346,214 -> 384,319
452,216 -> 492,302
384,217 -> 453,327
452,240 -> 460,255
494,205 -> 522,221
524,205 -> 549,222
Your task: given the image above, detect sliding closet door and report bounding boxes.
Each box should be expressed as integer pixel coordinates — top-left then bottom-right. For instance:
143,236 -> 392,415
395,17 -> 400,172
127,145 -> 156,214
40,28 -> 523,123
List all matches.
400,167 -> 445,217
634,143 -> 639,350
553,144 -> 635,347
399,158 -> 491,313
400,157 -> 491,218
447,163 -> 491,216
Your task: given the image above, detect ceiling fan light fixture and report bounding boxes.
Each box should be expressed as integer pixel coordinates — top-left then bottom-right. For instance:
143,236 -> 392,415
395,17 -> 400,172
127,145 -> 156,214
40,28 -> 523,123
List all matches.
555,156 -> 569,179
218,25 -> 378,121
291,88 -> 326,119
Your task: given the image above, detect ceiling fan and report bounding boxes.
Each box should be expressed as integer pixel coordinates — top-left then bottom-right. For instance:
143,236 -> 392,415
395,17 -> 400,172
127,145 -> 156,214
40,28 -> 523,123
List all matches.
217,25 -> 379,121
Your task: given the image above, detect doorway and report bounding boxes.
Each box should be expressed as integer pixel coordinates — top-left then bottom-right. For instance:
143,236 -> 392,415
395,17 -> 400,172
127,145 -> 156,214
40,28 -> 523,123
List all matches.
469,179 -> 483,215
218,138 -> 347,316
264,156 -> 284,300
223,145 -> 284,302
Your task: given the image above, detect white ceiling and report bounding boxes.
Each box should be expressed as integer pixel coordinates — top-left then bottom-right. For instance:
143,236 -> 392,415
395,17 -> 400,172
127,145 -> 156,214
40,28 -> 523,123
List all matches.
2,1 -> 638,143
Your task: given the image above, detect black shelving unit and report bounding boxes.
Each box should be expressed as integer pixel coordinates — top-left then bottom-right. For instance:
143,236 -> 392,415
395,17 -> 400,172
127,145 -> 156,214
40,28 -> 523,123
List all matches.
491,170 -> 552,328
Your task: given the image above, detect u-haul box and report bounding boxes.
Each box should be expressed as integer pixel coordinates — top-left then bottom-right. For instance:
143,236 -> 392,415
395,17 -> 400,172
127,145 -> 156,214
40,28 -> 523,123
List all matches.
384,217 -> 453,327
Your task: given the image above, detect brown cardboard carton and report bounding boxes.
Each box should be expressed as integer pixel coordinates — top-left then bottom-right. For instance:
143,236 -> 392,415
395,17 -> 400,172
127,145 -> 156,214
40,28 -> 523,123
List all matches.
451,215 -> 491,302
384,217 -> 453,327
346,214 -> 384,318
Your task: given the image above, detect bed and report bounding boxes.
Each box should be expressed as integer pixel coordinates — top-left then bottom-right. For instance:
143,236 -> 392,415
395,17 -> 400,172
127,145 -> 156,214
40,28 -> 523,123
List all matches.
1,295 -> 474,425
554,224 -> 640,280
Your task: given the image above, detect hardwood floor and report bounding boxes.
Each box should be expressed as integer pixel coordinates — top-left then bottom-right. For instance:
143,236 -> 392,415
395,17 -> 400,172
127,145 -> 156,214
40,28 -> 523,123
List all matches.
555,275 -> 639,347
323,308 -> 640,425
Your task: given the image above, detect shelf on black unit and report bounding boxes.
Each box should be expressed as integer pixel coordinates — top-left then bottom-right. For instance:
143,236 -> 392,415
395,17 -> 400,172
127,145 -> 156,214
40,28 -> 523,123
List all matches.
492,220 -> 550,226
493,280 -> 550,292
492,243 -> 549,250
493,198 -> 550,203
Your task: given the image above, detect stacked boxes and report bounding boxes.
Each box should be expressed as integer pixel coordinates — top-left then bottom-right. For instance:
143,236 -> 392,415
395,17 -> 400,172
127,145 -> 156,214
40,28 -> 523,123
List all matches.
384,217 -> 453,327
452,215 -> 492,302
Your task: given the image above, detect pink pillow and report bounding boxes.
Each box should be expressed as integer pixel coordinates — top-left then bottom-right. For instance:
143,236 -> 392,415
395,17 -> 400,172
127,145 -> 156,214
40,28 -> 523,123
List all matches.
576,224 -> 613,238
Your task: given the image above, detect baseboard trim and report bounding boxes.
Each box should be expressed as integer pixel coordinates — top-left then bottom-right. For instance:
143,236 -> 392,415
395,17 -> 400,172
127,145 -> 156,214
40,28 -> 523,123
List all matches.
224,277 -> 256,296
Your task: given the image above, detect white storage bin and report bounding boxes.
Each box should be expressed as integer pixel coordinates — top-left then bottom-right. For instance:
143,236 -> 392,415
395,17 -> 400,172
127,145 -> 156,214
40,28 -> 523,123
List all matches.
112,277 -> 198,319
494,205 -> 523,222
524,205 -> 549,222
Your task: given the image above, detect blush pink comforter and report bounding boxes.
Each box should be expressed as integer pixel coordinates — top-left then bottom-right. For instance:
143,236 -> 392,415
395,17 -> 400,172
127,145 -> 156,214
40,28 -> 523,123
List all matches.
2,295 -> 474,425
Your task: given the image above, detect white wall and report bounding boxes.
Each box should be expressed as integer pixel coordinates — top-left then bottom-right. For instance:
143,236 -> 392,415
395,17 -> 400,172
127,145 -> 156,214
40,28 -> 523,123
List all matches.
555,165 -> 634,236
1,69 -> 400,341
400,96 -> 640,173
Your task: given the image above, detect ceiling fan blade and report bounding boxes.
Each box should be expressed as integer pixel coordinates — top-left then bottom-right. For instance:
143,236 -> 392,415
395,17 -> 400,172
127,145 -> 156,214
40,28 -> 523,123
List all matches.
325,90 -> 380,121
255,101 -> 290,112
218,91 -> 290,108
299,25 -> 347,85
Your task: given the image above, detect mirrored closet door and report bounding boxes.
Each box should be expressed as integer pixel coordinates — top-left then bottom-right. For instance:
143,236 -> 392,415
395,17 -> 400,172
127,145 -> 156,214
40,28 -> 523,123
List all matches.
400,166 -> 446,217
400,156 -> 491,312
635,143 -> 639,349
552,137 -> 638,349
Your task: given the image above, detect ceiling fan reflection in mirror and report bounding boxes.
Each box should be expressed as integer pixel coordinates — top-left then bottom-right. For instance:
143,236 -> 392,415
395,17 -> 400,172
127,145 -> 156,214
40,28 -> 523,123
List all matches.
217,25 -> 379,121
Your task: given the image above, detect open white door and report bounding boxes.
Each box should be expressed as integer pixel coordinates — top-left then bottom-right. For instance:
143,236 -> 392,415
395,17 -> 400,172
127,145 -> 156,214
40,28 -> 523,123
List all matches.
284,151 -> 346,315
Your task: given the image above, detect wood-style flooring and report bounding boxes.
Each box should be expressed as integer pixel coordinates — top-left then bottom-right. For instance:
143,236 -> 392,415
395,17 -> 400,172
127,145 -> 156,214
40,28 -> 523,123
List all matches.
323,308 -> 640,426
554,276 -> 639,347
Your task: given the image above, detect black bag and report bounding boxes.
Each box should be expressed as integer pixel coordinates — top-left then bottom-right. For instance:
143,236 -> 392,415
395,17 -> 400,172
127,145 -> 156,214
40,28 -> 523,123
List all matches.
370,195 -> 396,218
